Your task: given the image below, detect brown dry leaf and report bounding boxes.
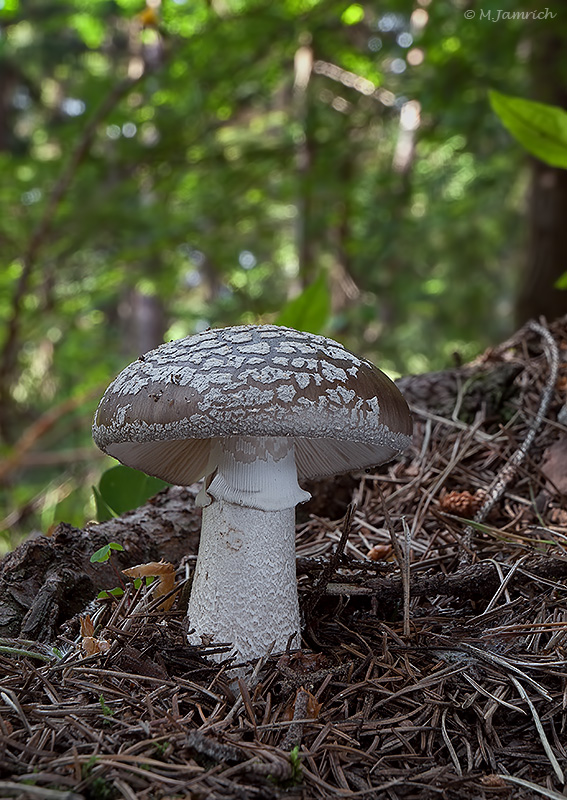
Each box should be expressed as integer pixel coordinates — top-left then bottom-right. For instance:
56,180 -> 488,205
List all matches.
479,775 -> 508,788
80,615 -> 110,655
541,435 -> 567,494
549,507 -> 567,525
82,636 -> 110,656
367,544 -> 393,561
305,689 -> 322,719
122,560 -> 176,611
277,651 -> 327,674
282,687 -> 322,721
80,615 -> 95,638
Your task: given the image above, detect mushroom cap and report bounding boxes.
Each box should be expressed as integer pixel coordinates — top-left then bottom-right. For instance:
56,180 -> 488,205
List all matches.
92,325 -> 412,484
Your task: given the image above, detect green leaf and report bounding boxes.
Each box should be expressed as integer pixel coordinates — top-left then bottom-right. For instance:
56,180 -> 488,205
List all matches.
99,694 -> 114,716
91,544 -> 112,563
275,273 -> 330,334
90,542 -> 124,563
92,486 -> 116,523
96,465 -> 169,517
489,90 -> 567,169
97,587 -> 124,599
555,272 -> 567,290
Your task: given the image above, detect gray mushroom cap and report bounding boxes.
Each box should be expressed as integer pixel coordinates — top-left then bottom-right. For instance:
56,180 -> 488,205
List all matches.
92,324 -> 412,484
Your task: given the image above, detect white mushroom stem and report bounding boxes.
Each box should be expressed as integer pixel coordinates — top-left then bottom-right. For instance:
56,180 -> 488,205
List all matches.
187,436 -> 311,663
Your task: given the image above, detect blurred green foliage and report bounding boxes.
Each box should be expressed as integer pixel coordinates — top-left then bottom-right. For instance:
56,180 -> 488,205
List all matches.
276,273 -> 330,333
0,0 -> 556,545
93,465 -> 169,521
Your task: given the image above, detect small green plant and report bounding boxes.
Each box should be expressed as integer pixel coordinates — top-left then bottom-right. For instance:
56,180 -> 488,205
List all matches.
90,542 -> 124,564
99,694 -> 114,717
267,746 -> 303,787
288,745 -> 303,783
83,754 -> 98,773
89,776 -> 115,800
90,542 -> 126,600
96,587 -> 124,600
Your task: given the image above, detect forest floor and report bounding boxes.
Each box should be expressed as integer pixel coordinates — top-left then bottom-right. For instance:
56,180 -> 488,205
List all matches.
1,318 -> 567,799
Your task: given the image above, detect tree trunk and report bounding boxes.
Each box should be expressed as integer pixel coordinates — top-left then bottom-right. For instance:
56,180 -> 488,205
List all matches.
516,20 -> 567,325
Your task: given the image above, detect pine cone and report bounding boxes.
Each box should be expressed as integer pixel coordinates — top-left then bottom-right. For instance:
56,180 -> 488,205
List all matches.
439,489 -> 485,517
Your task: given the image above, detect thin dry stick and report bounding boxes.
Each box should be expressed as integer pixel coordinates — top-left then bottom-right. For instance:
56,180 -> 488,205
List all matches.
305,502 -> 356,619
0,784 -> 83,800
481,554 -> 531,614
214,646 -> 274,728
497,774 -> 567,800
401,518 -> 412,637
461,320 -> 559,558
433,636 -> 552,700
462,673 -> 526,715
379,486 -> 411,636
441,707 -> 462,776
510,676 -> 564,784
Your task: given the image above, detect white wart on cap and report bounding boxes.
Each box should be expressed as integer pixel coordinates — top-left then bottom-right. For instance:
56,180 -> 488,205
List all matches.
93,325 -> 412,664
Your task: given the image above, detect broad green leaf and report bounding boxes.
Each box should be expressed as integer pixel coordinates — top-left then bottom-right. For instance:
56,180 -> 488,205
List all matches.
275,273 -> 330,334
489,90 -> 567,169
90,542 -> 124,563
96,465 -> 169,518
555,272 -> 567,290
92,486 -> 116,523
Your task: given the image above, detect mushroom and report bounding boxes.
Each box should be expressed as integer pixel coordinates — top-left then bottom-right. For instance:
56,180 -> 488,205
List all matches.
92,325 -> 412,663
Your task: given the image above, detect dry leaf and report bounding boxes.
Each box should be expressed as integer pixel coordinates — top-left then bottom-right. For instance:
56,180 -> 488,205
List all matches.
541,436 -> 567,494
550,507 -> 567,525
82,636 -> 110,656
80,615 -> 95,638
304,689 -> 322,719
80,615 -> 110,655
282,687 -> 322,721
122,560 -> 176,611
479,775 -> 507,788
367,544 -> 393,561
277,651 -> 327,674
